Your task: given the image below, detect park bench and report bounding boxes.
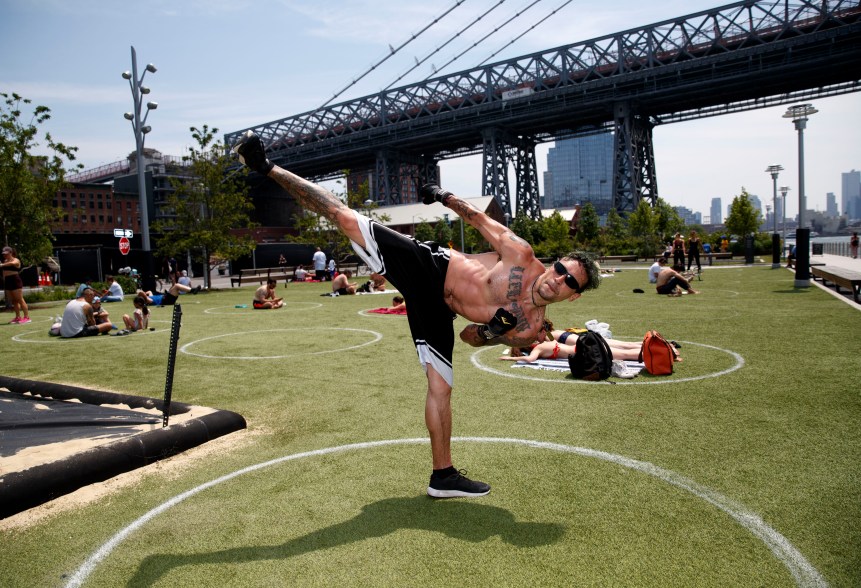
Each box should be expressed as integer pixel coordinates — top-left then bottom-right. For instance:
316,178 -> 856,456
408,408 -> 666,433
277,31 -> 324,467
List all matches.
811,266 -> 861,303
230,267 -> 294,287
598,255 -> 638,263
703,252 -> 732,265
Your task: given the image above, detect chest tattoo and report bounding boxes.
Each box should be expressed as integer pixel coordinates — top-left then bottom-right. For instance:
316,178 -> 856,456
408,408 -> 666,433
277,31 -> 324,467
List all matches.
506,265 -> 525,300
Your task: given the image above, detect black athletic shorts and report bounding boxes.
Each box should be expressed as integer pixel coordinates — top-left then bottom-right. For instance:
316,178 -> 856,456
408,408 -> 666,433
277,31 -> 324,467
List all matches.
350,212 -> 456,387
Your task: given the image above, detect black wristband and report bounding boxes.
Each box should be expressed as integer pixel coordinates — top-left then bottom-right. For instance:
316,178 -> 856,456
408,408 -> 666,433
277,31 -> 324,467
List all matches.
477,325 -> 495,340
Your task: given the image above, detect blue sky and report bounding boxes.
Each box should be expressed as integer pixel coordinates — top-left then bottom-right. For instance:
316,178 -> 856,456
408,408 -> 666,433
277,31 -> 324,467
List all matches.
1,0 -> 859,219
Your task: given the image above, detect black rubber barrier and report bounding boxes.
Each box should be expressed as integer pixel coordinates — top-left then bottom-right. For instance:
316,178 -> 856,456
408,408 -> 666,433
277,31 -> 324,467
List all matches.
0,375 -> 246,519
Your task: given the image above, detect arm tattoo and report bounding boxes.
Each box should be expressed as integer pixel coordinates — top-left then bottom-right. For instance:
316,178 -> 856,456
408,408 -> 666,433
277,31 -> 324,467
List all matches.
448,198 -> 479,222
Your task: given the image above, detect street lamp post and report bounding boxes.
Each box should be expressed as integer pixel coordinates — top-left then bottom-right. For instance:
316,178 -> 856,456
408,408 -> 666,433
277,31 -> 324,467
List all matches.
782,104 -> 817,287
123,46 -> 158,291
780,186 -> 790,258
765,164 -> 783,268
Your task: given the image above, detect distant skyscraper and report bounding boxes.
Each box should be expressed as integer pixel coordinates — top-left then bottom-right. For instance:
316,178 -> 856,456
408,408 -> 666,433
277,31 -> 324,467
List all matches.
543,133 -> 613,213
711,197 -> 722,225
674,206 -> 697,225
842,170 -> 861,220
826,192 -> 837,218
748,194 -> 763,219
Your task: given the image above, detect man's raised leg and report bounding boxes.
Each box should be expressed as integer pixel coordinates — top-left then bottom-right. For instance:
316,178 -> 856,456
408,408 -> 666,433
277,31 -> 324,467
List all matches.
233,131 -> 365,248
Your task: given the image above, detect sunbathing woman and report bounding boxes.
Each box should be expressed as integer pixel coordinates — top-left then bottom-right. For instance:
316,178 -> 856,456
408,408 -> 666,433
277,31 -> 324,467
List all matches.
502,334 -> 680,363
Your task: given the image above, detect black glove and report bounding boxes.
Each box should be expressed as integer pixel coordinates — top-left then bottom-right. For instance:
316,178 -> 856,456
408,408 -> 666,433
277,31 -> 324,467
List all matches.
420,184 -> 453,206
477,308 -> 517,340
233,130 -> 274,175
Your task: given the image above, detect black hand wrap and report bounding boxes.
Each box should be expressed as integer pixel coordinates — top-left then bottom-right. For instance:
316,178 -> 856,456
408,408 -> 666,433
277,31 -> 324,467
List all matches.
234,130 -> 274,175
420,184 -> 453,206
478,308 -> 517,340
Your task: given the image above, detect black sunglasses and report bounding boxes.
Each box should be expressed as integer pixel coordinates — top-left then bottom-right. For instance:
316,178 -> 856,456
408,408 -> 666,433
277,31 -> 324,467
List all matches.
553,261 -> 582,293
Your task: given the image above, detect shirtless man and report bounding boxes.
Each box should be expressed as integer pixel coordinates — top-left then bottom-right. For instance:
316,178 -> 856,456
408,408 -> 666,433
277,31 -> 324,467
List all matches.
253,279 -> 284,309
654,260 -> 700,296
331,270 -> 358,295
234,131 -> 601,498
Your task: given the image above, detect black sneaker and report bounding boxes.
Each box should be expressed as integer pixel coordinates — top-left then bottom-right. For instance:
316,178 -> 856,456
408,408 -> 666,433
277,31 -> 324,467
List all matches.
427,469 -> 490,498
232,130 -> 274,175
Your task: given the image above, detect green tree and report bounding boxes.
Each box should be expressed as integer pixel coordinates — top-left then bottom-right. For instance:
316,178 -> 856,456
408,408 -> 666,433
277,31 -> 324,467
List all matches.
0,92 -> 82,263
628,199 -> 659,258
534,210 -> 574,258
653,197 -> 684,240
434,214 -> 454,245
575,202 -> 600,247
510,211 -> 542,246
725,188 -> 760,238
152,125 -> 257,289
413,219 -> 435,242
598,208 -> 631,254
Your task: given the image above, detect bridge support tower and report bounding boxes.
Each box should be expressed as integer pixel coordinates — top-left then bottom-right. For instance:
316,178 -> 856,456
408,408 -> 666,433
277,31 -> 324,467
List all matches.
613,102 -> 659,213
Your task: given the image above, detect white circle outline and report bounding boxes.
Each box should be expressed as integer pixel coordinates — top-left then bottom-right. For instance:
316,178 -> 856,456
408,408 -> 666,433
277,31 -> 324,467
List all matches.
203,302 -> 322,315
357,308 -> 408,318
64,437 -> 826,588
179,327 -> 383,360
11,321 -> 171,344
471,340 -> 744,385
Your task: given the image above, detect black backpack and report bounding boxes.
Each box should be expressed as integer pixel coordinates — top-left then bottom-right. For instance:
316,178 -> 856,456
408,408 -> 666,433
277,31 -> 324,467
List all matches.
568,331 -> 613,381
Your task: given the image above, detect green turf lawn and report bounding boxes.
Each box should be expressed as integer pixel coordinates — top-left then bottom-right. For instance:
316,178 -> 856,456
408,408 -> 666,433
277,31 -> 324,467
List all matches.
1,265 -> 859,587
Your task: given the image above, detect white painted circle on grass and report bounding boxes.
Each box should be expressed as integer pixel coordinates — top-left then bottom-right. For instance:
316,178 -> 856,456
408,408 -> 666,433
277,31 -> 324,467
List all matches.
11,321 -> 171,344
65,437 -> 826,588
203,302 -> 322,315
179,327 -> 382,360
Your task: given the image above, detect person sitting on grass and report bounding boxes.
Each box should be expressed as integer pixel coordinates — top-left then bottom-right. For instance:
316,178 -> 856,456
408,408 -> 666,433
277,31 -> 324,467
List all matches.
391,295 -> 406,311
59,287 -> 114,338
654,258 -> 700,296
294,265 -> 308,282
253,279 -> 284,309
91,296 -> 112,326
100,275 -> 125,302
332,270 -> 357,295
122,295 -> 150,331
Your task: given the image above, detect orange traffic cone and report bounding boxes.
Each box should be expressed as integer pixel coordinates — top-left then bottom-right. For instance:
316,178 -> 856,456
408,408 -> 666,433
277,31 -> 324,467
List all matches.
46,273 -> 52,285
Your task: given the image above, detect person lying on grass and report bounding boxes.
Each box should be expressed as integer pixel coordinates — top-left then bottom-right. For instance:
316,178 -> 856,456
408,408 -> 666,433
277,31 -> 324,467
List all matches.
501,338 -> 666,363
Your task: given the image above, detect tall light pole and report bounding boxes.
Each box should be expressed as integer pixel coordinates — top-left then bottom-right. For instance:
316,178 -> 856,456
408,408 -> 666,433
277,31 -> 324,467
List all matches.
123,46 -> 158,291
765,164 -> 783,268
782,103 -> 817,287
780,186 -> 790,258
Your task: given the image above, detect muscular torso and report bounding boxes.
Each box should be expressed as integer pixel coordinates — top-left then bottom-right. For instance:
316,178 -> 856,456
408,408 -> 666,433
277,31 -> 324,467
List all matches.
444,250 -> 547,346
655,268 -> 677,288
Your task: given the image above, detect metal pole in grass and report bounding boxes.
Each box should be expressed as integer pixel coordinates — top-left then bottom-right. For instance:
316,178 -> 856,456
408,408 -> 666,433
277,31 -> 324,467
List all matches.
765,165 -> 783,269
780,186 -> 790,259
162,304 -> 182,427
783,104 -> 817,287
122,46 -> 158,292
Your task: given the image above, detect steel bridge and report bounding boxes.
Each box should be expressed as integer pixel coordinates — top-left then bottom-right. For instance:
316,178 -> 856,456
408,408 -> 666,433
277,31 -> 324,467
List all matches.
235,1 -> 856,216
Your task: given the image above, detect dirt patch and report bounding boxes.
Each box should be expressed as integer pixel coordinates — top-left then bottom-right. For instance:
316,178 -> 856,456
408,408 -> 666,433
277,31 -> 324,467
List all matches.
0,425 -> 265,531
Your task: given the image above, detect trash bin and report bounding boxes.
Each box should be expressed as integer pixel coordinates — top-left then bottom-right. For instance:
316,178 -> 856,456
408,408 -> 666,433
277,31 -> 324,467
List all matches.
812,243 -> 823,255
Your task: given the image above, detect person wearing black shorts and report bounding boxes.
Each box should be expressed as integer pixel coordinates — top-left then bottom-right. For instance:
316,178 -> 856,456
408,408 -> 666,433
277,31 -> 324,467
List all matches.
234,131 -> 602,498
